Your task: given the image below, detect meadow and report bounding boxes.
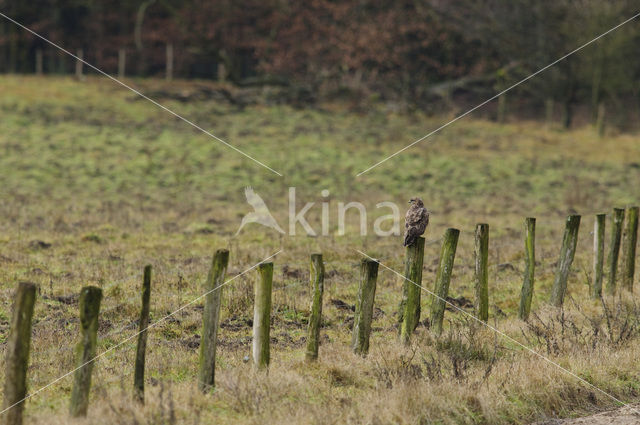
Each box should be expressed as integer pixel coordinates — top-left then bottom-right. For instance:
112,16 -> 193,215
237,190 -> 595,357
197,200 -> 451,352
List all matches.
1,75 -> 640,424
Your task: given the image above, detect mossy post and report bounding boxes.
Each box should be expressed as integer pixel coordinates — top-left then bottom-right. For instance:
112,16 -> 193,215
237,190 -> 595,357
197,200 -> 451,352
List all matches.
430,229 -> 460,336
606,208 -> 625,295
592,214 -> 606,298
70,286 -> 102,417
252,262 -> 273,369
134,265 -> 152,402
305,254 -> 325,361
549,215 -> 581,307
352,259 -> 379,355
474,224 -> 489,322
399,236 -> 425,344
198,249 -> 229,393
518,218 -> 536,320
622,206 -> 639,291
2,282 -> 36,425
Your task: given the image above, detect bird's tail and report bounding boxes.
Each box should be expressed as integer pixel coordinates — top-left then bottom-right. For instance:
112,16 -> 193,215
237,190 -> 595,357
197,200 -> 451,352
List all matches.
403,233 -> 415,247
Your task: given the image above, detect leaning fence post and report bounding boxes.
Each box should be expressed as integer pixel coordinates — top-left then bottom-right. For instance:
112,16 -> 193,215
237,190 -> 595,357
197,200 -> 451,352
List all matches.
133,265 -> 152,402
550,215 -> 581,307
430,228 -> 460,336
305,254 -> 325,361
352,259 -> 379,355
592,214 -> 606,298
622,206 -> 639,291
518,218 -> 536,320
606,208 -> 625,295
253,262 -> 273,369
474,224 -> 489,322
70,286 -> 102,417
198,250 -> 229,392
2,282 -> 36,425
399,236 -> 425,344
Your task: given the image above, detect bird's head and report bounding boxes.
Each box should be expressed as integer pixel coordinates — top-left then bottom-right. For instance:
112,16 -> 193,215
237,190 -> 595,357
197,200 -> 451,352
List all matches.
408,197 -> 424,207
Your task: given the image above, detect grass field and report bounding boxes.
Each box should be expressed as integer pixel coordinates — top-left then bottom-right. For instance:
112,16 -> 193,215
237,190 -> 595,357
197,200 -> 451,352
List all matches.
1,75 -> 640,424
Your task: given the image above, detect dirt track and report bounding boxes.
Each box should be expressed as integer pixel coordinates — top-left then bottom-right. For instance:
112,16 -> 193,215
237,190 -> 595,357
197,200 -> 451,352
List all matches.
538,405 -> 640,424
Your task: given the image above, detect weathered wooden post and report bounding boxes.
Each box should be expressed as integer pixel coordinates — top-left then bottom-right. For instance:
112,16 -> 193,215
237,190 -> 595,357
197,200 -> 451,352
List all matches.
399,236 -> 425,344
166,43 -> 173,81
622,206 -> 639,291
606,208 -> 625,295
253,262 -> 273,369
133,265 -> 152,402
198,250 -> 229,392
2,282 -> 36,425
70,286 -> 102,417
592,214 -> 606,298
474,224 -> 489,322
118,48 -> 126,79
430,229 -> 460,336
352,259 -> 379,355
305,254 -> 325,361
550,215 -> 581,307
35,49 -> 43,76
518,218 -> 536,320
75,48 -> 83,79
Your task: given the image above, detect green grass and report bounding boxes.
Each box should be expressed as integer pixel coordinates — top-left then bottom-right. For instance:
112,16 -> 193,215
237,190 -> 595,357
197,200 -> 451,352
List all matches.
0,75 -> 640,424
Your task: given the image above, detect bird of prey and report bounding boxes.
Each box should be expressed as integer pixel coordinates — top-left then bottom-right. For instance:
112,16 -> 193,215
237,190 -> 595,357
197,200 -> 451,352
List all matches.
403,197 -> 429,246
235,187 -> 285,235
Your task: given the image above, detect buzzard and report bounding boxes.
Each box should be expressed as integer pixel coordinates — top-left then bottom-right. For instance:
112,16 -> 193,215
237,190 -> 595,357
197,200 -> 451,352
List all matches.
403,198 -> 429,246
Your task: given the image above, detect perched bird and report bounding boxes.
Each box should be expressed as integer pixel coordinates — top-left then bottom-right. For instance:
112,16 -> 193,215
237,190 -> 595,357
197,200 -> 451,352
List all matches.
235,186 -> 285,235
403,198 -> 429,246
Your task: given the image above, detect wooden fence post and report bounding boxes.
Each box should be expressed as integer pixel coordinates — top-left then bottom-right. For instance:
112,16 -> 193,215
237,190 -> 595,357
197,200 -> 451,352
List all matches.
2,282 -> 37,425
305,254 -> 325,361
592,214 -> 606,298
133,265 -> 152,402
550,215 -> 581,307
166,43 -> 173,81
253,262 -> 273,369
352,259 -> 379,355
35,49 -> 43,76
430,229 -> 460,336
198,250 -> 229,392
70,286 -> 102,417
622,206 -> 639,291
518,218 -> 536,320
474,224 -> 489,322
75,48 -> 83,79
606,208 -> 625,295
118,48 -> 126,79
399,236 -> 425,344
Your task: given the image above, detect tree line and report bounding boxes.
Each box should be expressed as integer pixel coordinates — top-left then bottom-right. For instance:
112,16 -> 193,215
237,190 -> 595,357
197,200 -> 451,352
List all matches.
0,0 -> 639,127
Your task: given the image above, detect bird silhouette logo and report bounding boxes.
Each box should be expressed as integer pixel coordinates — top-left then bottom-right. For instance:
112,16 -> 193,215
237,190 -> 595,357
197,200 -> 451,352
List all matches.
235,187 -> 285,235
